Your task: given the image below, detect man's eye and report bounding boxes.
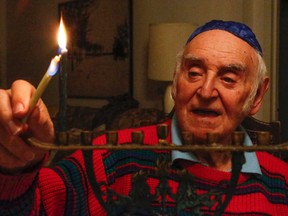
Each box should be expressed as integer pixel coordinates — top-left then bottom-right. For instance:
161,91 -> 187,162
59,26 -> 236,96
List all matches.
222,76 -> 236,83
188,71 -> 201,77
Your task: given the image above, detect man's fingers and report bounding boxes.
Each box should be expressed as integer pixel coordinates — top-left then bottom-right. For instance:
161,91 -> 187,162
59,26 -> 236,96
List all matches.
0,80 -> 49,172
0,89 -> 22,135
10,80 -> 35,118
28,103 -> 55,143
0,125 -> 35,161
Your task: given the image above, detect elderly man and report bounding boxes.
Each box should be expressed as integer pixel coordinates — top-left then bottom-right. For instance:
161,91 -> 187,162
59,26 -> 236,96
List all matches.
0,20 -> 287,215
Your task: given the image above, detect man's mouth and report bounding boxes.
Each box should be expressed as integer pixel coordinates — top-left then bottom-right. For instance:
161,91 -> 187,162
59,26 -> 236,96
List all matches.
192,109 -> 220,117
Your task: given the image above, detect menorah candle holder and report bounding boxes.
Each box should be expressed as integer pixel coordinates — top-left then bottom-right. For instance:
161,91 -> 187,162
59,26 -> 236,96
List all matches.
26,124 -> 287,215
26,124 -> 288,152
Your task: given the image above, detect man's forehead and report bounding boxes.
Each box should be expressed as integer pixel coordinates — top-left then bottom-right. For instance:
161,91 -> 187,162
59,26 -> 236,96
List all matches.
182,35 -> 258,72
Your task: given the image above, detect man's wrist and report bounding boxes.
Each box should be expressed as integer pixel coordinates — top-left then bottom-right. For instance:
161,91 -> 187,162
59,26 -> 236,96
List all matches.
0,154 -> 46,175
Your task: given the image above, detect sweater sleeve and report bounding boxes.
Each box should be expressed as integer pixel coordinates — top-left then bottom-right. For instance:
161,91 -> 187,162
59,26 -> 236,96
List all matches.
0,138 -> 109,216
0,170 -> 38,201
0,153 -> 49,201
0,168 -> 40,215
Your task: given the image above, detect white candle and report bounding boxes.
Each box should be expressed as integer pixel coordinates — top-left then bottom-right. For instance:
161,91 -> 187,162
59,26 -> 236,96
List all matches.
22,18 -> 67,123
22,55 -> 61,123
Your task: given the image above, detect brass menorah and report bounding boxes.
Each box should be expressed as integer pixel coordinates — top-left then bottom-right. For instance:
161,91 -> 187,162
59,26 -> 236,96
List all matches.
27,123 -> 288,152
26,123 -> 287,215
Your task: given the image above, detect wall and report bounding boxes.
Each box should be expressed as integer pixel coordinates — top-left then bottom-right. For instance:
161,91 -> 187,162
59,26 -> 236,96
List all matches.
0,0 -> 7,87
1,0 -> 279,121
242,0 -> 279,121
279,0 -> 288,140
5,0 -> 63,108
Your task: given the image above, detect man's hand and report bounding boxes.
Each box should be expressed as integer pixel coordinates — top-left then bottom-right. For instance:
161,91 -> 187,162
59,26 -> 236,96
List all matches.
0,80 -> 54,172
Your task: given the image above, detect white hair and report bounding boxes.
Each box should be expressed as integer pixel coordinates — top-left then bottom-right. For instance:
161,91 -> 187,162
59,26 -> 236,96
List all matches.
242,51 -> 267,113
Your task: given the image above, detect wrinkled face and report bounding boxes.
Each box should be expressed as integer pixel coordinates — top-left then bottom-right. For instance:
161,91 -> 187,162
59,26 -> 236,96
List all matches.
174,30 -> 259,143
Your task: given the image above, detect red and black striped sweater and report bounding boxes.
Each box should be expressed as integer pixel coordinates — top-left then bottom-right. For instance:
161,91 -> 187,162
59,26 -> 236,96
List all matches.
0,120 -> 288,215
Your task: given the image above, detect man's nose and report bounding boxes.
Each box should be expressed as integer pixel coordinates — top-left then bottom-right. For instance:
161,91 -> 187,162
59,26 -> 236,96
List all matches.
196,77 -> 218,99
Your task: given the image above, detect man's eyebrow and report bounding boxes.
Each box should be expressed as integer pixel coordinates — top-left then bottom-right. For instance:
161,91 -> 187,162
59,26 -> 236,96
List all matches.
182,54 -> 201,62
222,64 -> 246,73
183,54 -> 246,72
181,54 -> 203,68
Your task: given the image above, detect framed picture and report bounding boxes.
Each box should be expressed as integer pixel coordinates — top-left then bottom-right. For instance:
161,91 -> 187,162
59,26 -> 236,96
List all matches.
59,0 -> 133,98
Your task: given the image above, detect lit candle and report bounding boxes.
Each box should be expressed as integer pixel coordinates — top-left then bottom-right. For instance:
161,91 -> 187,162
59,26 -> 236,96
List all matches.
22,18 -> 67,123
58,17 -> 68,132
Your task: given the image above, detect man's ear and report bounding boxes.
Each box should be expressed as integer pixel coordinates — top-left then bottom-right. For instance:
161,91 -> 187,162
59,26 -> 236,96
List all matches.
249,76 -> 270,115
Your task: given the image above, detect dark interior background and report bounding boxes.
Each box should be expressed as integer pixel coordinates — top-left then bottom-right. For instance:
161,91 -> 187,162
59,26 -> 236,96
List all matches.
279,0 -> 288,141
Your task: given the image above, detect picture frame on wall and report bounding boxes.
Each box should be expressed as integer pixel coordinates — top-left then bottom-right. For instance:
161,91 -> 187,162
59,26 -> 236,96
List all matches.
59,0 -> 133,98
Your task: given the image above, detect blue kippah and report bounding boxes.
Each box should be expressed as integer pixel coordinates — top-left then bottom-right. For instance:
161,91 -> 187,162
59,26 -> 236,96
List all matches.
186,20 -> 262,55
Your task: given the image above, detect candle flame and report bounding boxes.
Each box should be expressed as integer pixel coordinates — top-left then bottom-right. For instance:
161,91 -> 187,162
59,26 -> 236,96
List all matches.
58,17 -> 67,54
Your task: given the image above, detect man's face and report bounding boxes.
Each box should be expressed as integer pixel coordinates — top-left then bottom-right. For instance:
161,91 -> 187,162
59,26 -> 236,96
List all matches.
174,30 -> 259,143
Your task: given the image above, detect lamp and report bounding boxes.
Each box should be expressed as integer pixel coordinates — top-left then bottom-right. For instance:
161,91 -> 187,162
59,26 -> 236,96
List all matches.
148,23 -> 196,114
